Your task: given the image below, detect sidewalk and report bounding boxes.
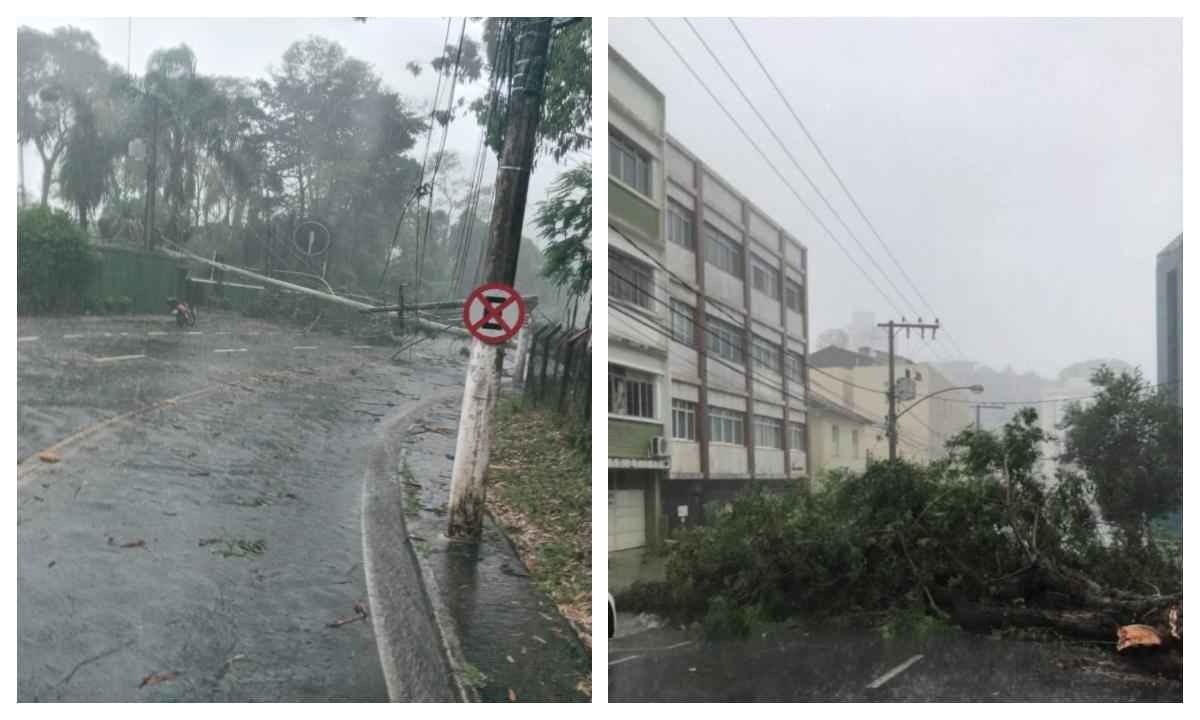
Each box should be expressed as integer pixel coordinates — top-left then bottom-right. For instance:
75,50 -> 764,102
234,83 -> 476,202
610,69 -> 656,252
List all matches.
362,390 -> 590,702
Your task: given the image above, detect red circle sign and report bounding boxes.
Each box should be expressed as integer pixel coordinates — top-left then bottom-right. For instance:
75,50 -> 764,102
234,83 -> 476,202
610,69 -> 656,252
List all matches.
462,283 -> 527,345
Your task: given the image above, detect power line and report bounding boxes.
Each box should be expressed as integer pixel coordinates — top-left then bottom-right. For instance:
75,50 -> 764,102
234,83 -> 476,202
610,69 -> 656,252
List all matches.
648,18 -> 957,368
727,18 -> 973,366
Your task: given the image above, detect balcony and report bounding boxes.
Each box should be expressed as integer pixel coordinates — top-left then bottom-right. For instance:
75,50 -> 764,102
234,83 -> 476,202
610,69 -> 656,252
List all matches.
609,177 -> 660,244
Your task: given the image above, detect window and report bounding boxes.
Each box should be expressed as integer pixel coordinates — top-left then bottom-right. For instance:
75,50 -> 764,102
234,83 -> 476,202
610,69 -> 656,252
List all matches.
704,225 -> 743,277
672,399 -> 697,441
609,131 -> 651,195
785,279 -> 805,315
787,352 -> 806,384
670,299 -> 695,346
790,422 -> 807,451
708,405 -> 746,445
832,424 -> 841,457
754,415 -> 784,449
751,254 -> 781,300
668,202 -> 694,250
608,365 -> 655,419
705,315 -> 745,364
751,335 -> 782,376
852,429 -> 860,458
609,251 -> 654,310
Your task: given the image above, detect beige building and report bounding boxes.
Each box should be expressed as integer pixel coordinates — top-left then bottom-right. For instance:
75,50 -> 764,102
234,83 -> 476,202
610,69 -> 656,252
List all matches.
809,346 -> 974,462
608,46 -> 811,552
807,394 -> 883,477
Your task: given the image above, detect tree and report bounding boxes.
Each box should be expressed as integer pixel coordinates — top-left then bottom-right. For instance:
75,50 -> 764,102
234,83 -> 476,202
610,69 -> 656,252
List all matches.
18,26 -> 112,207
1060,366 -> 1183,548
534,161 -> 591,307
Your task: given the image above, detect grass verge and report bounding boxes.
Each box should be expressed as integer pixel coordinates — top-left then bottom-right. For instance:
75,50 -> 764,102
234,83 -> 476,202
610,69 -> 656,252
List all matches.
487,400 -> 591,649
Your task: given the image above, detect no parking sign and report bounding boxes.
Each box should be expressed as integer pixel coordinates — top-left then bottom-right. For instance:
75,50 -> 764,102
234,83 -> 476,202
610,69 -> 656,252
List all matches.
462,283 -> 527,345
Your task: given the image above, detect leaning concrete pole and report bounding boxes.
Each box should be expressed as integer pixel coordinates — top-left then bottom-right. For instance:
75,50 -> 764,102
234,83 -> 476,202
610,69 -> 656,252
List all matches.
447,18 -> 553,541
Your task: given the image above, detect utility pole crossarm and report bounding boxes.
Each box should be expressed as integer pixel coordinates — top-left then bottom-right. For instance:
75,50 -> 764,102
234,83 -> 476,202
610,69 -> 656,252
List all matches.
876,317 -> 944,461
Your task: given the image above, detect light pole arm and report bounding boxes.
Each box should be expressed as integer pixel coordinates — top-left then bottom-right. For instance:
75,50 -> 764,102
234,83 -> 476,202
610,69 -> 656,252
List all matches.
895,385 -> 983,421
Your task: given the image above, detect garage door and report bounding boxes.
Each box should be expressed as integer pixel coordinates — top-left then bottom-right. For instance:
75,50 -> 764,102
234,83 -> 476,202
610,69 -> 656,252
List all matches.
608,489 -> 645,552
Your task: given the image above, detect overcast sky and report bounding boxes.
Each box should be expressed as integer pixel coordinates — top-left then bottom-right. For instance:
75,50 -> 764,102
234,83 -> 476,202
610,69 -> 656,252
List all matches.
17,16 -> 582,240
611,17 -> 1181,381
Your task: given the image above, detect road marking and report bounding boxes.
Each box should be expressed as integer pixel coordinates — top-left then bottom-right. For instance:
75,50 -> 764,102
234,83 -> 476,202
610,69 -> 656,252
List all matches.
17,336 -> 39,343
245,331 -> 260,336
611,640 -> 694,653
866,654 -> 924,689
293,345 -> 318,350
63,333 -> 85,339
185,331 -> 203,335
608,654 -> 644,667
119,332 -> 129,336
93,354 -> 146,363
351,345 -> 374,349
18,384 -> 222,482
147,331 -> 167,336
214,331 -> 231,335
213,348 -> 247,353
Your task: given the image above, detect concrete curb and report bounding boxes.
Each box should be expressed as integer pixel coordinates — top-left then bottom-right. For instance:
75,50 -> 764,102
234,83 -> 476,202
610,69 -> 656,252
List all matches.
361,389 -> 468,702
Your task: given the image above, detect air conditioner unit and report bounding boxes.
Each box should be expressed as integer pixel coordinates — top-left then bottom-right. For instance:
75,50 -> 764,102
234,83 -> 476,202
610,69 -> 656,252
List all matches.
649,436 -> 670,458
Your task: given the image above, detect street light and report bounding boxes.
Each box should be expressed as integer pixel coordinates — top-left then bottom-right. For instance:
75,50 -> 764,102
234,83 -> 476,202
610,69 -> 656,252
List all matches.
895,384 -> 984,420
888,384 -> 983,462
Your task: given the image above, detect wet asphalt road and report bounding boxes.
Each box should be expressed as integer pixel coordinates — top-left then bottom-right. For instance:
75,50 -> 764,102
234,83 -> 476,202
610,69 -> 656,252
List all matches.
17,314 -> 472,701
609,615 -> 1183,702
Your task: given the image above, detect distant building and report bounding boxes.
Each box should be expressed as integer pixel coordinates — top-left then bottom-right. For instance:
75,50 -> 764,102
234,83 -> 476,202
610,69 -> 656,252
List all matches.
1156,234 -> 1182,405
807,393 -> 882,477
809,345 -> 973,462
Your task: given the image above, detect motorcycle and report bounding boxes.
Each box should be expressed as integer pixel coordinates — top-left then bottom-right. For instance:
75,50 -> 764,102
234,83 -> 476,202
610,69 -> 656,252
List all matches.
167,297 -> 196,328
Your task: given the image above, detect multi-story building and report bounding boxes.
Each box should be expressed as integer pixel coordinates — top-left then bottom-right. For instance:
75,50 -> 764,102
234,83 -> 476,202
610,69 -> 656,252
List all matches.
607,47 -> 811,553
1156,234 -> 1182,406
809,345 -> 973,463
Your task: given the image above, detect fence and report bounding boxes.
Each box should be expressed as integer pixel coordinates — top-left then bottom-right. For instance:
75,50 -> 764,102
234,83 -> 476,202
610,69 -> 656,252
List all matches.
519,322 -> 592,435
86,245 -> 187,314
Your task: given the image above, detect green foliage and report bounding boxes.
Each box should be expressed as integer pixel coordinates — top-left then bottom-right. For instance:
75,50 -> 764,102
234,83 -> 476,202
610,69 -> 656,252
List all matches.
17,206 -> 99,314
1060,366 -> 1182,548
655,405 -> 1179,638
535,162 -> 592,304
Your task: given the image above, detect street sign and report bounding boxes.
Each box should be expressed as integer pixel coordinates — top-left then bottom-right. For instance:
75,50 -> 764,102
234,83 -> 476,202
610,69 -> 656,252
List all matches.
293,220 -> 331,257
462,283 -> 527,345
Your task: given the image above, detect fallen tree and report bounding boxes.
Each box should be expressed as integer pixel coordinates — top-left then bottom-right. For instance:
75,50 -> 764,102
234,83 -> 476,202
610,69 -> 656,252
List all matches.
643,407 -> 1182,679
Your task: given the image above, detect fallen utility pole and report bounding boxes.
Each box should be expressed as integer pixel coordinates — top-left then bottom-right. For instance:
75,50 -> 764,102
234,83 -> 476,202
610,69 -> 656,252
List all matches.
160,243 -> 469,337
879,317 -> 941,461
447,18 -> 554,541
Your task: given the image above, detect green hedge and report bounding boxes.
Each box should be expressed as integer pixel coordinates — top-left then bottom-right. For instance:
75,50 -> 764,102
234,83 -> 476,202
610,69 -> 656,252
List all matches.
17,207 -> 100,315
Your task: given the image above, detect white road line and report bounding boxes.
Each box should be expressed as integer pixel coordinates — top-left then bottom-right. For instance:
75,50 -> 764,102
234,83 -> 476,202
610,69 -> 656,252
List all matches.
63,333 -> 85,339
866,654 -> 924,689
185,331 -> 203,335
244,331 -> 260,336
351,345 -> 374,349
214,331 -> 231,335
101,332 -> 113,337
293,345 -> 318,350
608,654 -> 644,667
213,348 -> 247,354
119,332 -> 129,336
612,641 -> 694,653
93,353 -> 146,363
17,336 -> 39,343
147,331 -> 167,336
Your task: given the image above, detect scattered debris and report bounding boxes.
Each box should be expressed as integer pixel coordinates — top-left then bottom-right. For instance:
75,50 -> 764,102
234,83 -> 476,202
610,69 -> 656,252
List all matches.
48,560 -> 56,568
37,451 -> 61,464
120,539 -> 146,549
506,655 -> 515,664
508,688 -> 517,702
198,538 -> 221,547
188,470 -> 211,477
211,538 -> 267,558
327,601 -> 370,628
139,670 -> 179,688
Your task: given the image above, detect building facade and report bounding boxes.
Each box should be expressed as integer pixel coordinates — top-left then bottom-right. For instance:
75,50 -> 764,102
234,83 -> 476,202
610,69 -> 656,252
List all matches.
1156,234 -> 1182,406
807,393 -> 882,477
809,345 -> 973,463
608,47 -> 811,552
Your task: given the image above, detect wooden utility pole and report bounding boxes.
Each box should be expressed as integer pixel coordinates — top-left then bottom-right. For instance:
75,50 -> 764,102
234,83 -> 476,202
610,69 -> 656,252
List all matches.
447,18 -> 554,541
878,317 -> 941,461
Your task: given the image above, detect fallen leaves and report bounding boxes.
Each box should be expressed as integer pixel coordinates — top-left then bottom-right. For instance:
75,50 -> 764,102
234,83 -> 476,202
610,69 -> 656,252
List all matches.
139,670 -> 179,688
37,451 -> 61,464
